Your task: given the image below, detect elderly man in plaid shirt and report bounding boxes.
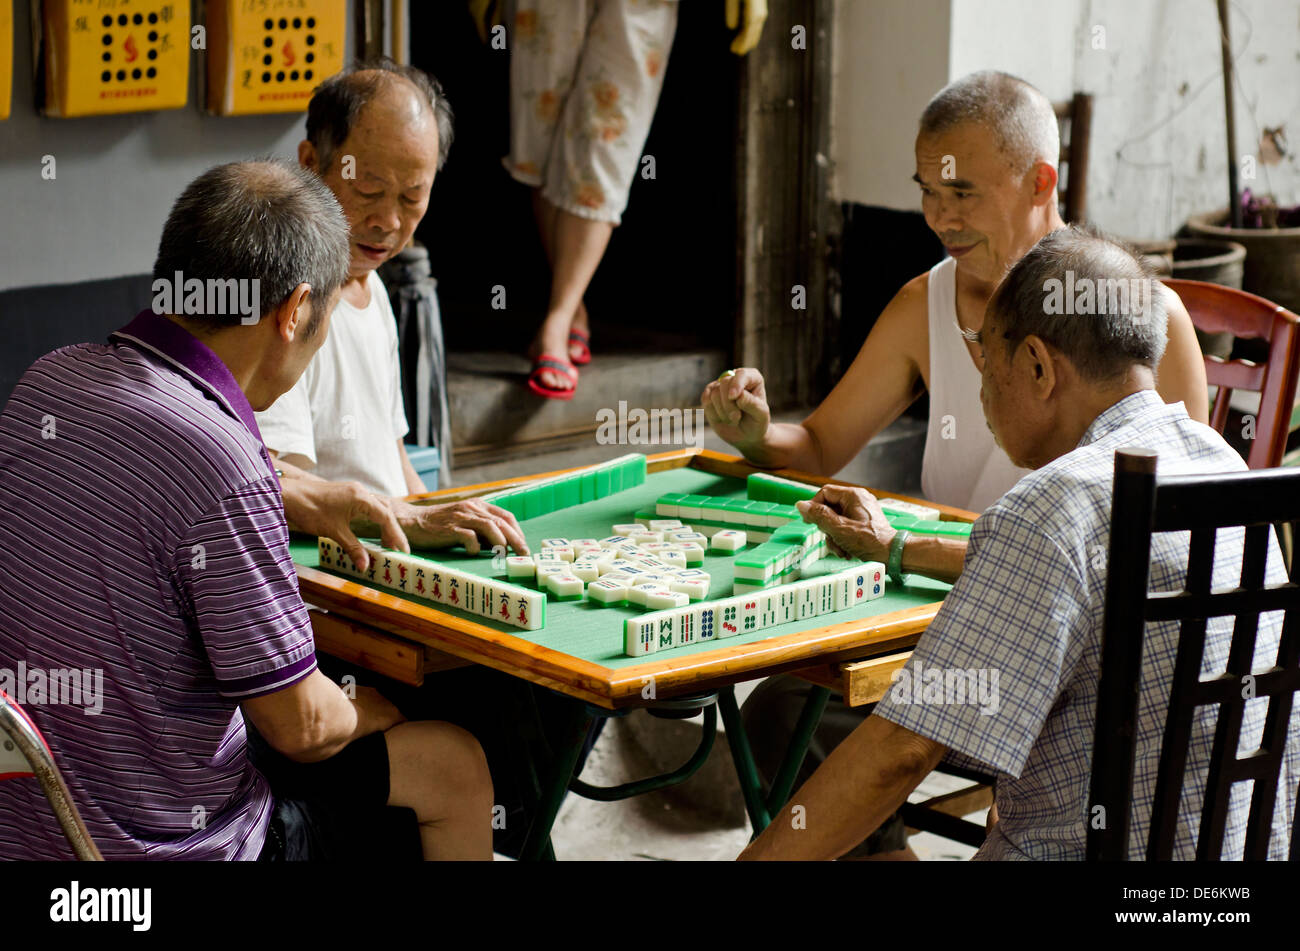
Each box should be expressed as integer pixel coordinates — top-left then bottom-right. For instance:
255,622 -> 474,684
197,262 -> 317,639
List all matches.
742,227 -> 1299,861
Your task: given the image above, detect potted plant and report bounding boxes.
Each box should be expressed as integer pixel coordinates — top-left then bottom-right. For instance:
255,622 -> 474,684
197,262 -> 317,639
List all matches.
1184,1 -> 1300,313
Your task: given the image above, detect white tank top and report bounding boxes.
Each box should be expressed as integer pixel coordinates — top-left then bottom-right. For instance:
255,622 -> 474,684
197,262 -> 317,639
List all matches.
921,257 -> 1032,512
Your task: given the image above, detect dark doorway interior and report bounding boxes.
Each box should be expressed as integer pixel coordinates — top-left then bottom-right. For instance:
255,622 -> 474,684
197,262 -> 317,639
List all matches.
409,3 -> 739,355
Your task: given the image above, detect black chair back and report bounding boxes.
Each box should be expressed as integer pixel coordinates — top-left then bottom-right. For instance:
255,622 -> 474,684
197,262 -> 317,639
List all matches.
1089,448 -> 1300,860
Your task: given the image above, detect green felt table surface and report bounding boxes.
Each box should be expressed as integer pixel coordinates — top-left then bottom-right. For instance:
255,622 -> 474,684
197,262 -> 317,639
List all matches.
290,467 -> 952,671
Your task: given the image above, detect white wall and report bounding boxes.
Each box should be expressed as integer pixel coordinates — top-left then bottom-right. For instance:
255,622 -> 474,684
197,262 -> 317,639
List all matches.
830,0 -> 952,210
830,0 -> 1300,238
0,1 -> 320,292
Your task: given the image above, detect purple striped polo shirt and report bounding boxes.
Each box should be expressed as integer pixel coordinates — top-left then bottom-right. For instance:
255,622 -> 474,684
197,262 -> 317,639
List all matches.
0,310 -> 317,860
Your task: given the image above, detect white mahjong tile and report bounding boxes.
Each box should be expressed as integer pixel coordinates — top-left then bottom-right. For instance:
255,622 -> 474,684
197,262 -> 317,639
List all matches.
443,570 -> 467,612
657,551 -> 687,568
625,615 -> 656,656
612,523 -> 643,537
536,563 -> 569,587
676,501 -> 702,520
633,532 -> 665,545
571,538 -> 600,549
776,585 -> 798,623
878,499 -> 941,521
598,535 -> 629,549
669,577 -> 709,601
462,575 -> 482,614
545,573 -> 584,599
570,561 -> 600,584
817,577 -> 838,614
599,571 -> 636,585
648,519 -> 683,532
734,594 -> 761,635
694,603 -> 719,641
606,558 -> 639,574
626,582 -> 665,607
758,591 -> 779,627
710,530 -> 746,552
655,500 -> 678,517
832,570 -> 854,611
673,607 -> 699,647
796,580 -> 822,620
478,579 -> 500,617
540,537 -> 571,550
588,579 -> 628,605
512,589 -> 544,630
646,589 -> 690,611
507,556 -> 535,580
715,598 -> 743,638
539,546 -> 575,563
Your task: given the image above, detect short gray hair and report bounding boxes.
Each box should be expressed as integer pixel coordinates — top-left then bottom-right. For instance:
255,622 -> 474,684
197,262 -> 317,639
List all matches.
306,57 -> 454,171
920,71 -> 1059,174
153,160 -> 350,330
987,227 -> 1168,383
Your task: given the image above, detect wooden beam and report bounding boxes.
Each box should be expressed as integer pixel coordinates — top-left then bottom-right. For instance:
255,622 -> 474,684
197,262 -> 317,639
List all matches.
794,651 -> 914,707
309,609 -> 427,686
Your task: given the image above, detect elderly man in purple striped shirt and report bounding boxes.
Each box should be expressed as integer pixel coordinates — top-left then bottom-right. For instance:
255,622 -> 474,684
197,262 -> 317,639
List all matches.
0,161 -> 492,860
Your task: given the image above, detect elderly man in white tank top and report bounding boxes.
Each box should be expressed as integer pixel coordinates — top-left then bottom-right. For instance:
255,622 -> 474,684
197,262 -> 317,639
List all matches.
702,70 -> 1210,858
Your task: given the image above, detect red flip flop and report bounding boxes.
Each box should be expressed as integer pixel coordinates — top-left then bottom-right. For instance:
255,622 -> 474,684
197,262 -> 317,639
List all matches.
568,327 -> 591,366
527,353 -> 579,400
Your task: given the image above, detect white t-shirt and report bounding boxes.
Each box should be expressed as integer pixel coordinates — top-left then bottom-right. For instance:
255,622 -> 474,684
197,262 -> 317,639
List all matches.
256,270 -> 410,498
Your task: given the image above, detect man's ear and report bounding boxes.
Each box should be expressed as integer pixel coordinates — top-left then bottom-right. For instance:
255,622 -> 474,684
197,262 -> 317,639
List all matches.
1030,161 -> 1059,206
274,283 -> 313,342
298,139 -> 318,174
1021,334 -> 1058,394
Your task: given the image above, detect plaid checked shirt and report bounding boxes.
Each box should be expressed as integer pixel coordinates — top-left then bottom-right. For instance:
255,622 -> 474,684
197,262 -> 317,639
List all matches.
878,389 -> 1299,860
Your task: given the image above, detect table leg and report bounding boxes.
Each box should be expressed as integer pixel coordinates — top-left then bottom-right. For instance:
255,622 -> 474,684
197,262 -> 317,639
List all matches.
765,684 -> 830,816
518,694 -> 593,862
717,685 -> 772,833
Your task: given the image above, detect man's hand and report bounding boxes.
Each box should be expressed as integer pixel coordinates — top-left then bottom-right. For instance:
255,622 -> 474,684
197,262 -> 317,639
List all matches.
394,499 -> 530,556
796,484 -> 897,562
701,368 -> 771,452
350,684 -> 406,738
281,477 -> 408,572
725,0 -> 768,55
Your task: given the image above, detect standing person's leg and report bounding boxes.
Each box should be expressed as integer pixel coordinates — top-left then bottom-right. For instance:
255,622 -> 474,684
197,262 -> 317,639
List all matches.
505,1 -> 592,393
531,0 -> 679,390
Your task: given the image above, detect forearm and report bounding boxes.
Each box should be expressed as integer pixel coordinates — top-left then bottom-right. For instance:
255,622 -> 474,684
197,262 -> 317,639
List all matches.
738,421 -> 827,474
899,533 -> 968,585
740,715 -> 943,860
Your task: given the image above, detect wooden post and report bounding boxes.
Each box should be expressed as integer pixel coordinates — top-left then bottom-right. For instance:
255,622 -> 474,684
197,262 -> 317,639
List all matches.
734,0 -> 835,412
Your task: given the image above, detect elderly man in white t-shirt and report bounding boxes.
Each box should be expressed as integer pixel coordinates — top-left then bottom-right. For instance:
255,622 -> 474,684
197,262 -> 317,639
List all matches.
705,71 -> 1211,858
260,61 -> 527,565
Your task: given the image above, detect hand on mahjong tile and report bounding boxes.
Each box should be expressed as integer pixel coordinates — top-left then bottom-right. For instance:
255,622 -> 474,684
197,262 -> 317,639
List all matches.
394,499 -> 530,556
282,476 -> 408,573
795,484 -> 897,562
700,367 -> 770,450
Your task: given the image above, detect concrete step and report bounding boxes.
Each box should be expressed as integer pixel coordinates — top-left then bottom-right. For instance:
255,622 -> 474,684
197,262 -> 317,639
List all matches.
447,346 -> 729,466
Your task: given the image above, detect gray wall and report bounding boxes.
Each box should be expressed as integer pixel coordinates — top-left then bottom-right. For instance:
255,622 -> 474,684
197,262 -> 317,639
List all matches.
0,0 -> 327,292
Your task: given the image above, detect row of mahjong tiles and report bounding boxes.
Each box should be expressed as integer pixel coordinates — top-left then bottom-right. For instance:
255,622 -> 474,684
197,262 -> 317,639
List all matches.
289,465 -> 953,668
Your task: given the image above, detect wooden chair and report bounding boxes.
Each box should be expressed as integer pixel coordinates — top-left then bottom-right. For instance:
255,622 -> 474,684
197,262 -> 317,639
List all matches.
0,690 -> 102,860
1089,449 -> 1300,859
1163,278 -> 1300,470
1053,92 -> 1094,224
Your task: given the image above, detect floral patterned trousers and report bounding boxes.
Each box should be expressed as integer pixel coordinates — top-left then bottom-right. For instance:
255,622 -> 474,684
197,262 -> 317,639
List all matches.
504,0 -> 679,225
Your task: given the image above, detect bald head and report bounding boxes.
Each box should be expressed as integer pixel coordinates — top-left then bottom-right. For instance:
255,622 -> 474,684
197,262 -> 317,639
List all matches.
306,58 -> 454,172
920,71 -> 1059,175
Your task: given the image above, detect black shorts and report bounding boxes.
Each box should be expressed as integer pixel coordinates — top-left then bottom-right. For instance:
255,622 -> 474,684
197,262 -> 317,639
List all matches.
250,728 -> 422,861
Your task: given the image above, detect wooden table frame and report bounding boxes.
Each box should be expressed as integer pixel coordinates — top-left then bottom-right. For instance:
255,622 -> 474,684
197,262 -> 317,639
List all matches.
294,447 -> 977,858
296,448 -> 974,708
